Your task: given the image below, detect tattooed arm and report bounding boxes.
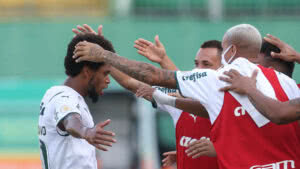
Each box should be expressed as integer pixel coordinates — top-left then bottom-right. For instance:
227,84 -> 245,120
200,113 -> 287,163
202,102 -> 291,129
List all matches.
59,113 -> 116,151
247,90 -> 300,124
220,69 -> 300,124
73,41 -> 177,88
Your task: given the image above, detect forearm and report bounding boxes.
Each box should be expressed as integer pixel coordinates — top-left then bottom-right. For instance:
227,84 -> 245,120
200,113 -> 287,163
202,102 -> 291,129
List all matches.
160,56 -> 178,71
63,113 -> 88,139
110,67 -> 144,93
103,51 -> 177,88
175,98 -> 209,118
247,88 -> 300,124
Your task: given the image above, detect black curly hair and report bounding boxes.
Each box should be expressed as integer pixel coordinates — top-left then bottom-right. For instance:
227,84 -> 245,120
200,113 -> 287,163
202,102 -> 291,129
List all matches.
64,33 -> 115,77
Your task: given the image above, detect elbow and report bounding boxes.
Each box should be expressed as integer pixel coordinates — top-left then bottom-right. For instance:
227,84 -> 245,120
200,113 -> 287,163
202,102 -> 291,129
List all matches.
268,112 -> 289,125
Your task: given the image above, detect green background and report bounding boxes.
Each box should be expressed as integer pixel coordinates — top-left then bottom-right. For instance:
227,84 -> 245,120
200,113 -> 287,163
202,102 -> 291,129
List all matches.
1,17 -> 300,153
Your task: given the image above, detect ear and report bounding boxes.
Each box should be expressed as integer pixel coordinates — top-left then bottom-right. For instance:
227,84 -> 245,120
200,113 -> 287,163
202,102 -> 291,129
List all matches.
231,45 -> 237,55
82,66 -> 93,79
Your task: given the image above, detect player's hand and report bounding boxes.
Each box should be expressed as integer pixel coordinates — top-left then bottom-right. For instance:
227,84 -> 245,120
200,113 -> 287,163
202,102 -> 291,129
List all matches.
162,151 -> 177,167
264,34 -> 300,64
186,138 -> 216,158
168,92 -> 183,98
73,41 -> 108,63
84,119 -> 116,151
72,24 -> 103,37
219,69 -> 258,95
135,84 -> 155,100
134,35 -> 167,64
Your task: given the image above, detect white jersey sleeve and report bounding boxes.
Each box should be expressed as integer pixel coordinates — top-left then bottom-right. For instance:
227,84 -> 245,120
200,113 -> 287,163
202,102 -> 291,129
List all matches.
175,69 -> 224,124
276,71 -> 300,99
153,86 -> 182,126
53,94 -> 82,126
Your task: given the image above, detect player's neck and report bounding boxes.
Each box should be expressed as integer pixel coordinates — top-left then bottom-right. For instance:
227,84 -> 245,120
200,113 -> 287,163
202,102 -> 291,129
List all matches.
64,77 -> 88,97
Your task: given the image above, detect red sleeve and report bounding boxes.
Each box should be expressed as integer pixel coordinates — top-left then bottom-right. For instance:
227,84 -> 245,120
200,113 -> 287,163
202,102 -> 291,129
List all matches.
298,84 -> 300,89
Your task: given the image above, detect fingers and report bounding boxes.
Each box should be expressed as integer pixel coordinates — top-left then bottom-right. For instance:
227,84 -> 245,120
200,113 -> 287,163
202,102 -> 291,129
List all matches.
137,51 -> 148,57
72,29 -> 81,35
97,25 -> 103,36
228,69 -> 240,76
154,35 -> 161,47
98,119 -> 111,128
136,38 -> 152,47
219,76 -> 233,83
94,139 -> 114,147
73,51 -> 87,61
219,86 -> 232,92
270,52 -> 284,59
251,69 -> 258,80
134,44 -> 147,53
77,25 -> 88,33
93,143 -> 108,151
82,24 -> 96,34
264,34 -> 281,47
163,151 -> 176,156
191,151 -> 209,159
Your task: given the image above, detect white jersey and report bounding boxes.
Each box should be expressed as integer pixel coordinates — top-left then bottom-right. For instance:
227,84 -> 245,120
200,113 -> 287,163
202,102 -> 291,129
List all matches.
38,85 -> 97,169
153,87 -> 181,126
175,58 -> 300,127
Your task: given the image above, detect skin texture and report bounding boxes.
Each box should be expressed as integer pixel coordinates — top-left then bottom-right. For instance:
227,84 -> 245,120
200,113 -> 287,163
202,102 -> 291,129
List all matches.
72,25 -> 219,162
58,28 -> 116,150
219,69 -> 300,124
195,48 -> 221,70
134,36 -> 178,71
62,114 -> 116,151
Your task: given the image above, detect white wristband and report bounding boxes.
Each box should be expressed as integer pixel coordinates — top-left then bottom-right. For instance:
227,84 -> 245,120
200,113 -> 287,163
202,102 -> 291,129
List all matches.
153,89 -> 176,107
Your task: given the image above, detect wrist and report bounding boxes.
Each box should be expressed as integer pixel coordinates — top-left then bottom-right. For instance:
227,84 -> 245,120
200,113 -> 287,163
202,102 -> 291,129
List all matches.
82,127 -> 90,140
153,89 -> 176,107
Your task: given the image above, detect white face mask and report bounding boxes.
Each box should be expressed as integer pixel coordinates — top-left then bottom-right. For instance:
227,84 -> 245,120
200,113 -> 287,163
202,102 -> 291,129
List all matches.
221,45 -> 236,66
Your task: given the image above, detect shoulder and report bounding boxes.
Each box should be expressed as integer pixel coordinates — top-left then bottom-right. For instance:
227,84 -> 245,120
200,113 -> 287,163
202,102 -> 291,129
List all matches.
44,86 -> 81,105
275,71 -> 300,99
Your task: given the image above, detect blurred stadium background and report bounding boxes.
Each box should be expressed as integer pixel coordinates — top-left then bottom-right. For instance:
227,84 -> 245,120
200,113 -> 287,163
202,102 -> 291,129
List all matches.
0,0 -> 300,169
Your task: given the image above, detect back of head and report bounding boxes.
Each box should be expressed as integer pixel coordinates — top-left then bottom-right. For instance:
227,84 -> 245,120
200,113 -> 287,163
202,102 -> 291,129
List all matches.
64,33 -> 115,77
223,24 -> 262,59
260,40 -> 295,77
201,40 -> 223,54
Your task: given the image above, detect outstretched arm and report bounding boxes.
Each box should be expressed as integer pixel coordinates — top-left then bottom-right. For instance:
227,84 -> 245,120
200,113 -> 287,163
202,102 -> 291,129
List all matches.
73,41 -> 177,88
136,85 -> 209,118
220,69 -> 300,124
59,114 -> 116,151
134,36 -> 178,71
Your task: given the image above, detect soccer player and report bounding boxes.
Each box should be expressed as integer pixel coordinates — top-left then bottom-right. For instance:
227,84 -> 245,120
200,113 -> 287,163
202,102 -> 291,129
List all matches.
73,24 -> 219,169
219,39 -> 300,124
72,24 -> 300,168
135,38 -> 221,169
38,33 -> 116,169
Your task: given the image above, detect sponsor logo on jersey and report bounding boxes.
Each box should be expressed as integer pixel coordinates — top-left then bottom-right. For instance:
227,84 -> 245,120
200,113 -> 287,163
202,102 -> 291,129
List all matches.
60,105 -> 72,113
250,160 -> 295,169
155,86 -> 177,94
234,106 -> 246,117
180,136 -> 210,147
182,72 -> 207,82
189,114 -> 197,123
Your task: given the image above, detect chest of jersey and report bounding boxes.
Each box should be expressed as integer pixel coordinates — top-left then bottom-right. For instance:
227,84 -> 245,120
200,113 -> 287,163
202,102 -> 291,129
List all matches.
210,92 -> 300,169
175,112 -> 219,169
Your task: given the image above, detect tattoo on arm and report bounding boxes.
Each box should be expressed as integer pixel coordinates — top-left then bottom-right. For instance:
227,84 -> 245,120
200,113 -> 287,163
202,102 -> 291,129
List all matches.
62,113 -> 87,138
104,51 -> 177,88
288,98 -> 300,115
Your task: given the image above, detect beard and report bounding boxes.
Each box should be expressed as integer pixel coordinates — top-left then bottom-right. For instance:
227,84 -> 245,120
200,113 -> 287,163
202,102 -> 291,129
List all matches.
87,76 -> 99,103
